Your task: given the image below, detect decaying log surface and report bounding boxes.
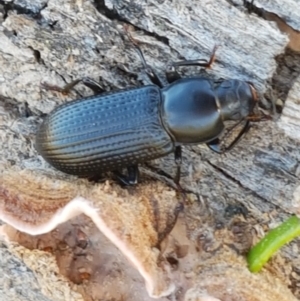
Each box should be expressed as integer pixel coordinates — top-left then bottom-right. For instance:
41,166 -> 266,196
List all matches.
232,0 -> 300,31
0,241 -> 84,301
0,0 -> 300,300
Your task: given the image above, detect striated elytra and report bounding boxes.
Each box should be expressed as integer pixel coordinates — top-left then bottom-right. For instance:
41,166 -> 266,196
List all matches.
36,44 -> 258,185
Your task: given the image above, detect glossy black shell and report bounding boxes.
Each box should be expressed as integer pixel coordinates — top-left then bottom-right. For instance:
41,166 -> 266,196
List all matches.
36,76 -> 255,177
36,86 -> 174,176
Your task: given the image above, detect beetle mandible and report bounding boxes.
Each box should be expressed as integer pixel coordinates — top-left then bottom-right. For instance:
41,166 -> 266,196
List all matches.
36,34 -> 258,186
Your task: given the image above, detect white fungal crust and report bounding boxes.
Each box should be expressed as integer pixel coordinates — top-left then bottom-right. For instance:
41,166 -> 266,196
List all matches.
0,170 -> 179,298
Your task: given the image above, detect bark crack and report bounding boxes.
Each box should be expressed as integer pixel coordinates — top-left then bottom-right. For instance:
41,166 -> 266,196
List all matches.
0,0 -> 48,20
207,160 -> 291,214
93,0 -> 170,46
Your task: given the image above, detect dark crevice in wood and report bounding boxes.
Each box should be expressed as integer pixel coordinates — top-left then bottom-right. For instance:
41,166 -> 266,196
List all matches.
270,49 -> 300,107
206,160 -> 290,214
242,0 -> 266,18
126,23 -> 170,47
243,0 -> 300,35
226,1 -> 300,113
48,20 -> 58,30
93,0 -> 121,21
0,0 -> 48,20
93,0 -> 170,46
28,46 -> 43,64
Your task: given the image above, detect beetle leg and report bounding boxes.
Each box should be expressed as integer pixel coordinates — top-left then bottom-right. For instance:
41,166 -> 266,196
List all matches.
206,138 -> 222,153
207,121 -> 251,153
166,45 -> 218,83
174,146 -> 182,185
173,45 -> 218,69
41,77 -> 104,95
131,41 -> 164,87
226,120 -> 251,151
127,165 -> 140,184
114,165 -> 140,186
80,77 -> 105,94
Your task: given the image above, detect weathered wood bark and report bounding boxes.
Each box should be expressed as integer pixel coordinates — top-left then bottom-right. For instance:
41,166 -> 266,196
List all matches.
0,0 -> 300,300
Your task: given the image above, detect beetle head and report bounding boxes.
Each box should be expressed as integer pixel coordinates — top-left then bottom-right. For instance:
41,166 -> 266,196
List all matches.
216,79 -> 258,121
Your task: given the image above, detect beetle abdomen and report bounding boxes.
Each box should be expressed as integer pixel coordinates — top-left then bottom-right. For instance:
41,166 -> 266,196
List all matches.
36,86 -> 174,176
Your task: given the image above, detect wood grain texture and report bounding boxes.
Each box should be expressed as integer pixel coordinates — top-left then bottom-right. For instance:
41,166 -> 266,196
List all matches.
1,0 -> 300,300
241,0 -> 300,31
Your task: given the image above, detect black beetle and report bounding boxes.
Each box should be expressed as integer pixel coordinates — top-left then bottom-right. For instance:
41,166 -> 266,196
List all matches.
36,39 -> 258,185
